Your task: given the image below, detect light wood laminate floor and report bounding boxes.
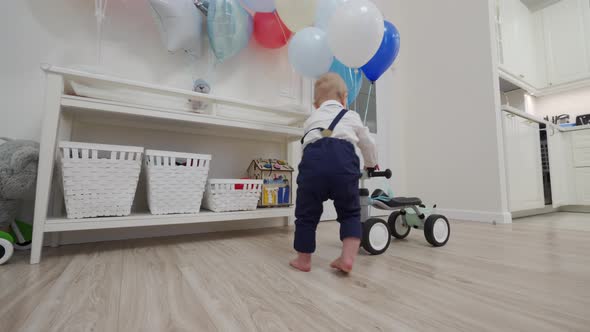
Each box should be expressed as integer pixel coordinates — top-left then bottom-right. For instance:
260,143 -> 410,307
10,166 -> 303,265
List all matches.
2,212 -> 589,332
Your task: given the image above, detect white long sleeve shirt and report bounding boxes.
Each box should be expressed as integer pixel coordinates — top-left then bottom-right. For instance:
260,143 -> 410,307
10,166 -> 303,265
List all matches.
302,100 -> 378,167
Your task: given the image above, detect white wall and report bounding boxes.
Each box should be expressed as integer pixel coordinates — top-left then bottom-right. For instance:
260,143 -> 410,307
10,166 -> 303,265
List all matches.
531,86 -> 590,121
385,0 -> 510,223
0,0 -> 304,141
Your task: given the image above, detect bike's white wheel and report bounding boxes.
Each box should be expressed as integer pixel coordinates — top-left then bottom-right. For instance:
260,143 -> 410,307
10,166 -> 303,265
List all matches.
424,215 -> 450,247
362,218 -> 391,255
388,211 -> 411,239
0,238 -> 14,265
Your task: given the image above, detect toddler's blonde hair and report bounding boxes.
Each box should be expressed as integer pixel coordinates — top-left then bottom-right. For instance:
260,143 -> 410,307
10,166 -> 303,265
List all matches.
314,73 -> 348,108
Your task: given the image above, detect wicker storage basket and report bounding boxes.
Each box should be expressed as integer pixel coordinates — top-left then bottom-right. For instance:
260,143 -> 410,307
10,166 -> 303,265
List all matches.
59,142 -> 143,219
203,179 -> 263,212
145,150 -> 211,215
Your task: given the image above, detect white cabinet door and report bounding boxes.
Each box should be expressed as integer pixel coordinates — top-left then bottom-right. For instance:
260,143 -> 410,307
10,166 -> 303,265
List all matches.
498,0 -> 540,86
572,130 -> 590,167
548,129 -> 576,207
502,112 -> 545,212
542,0 -> 590,85
575,168 -> 590,204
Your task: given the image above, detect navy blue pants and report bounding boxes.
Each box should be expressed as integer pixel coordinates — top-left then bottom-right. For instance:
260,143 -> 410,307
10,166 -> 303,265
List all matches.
294,138 -> 362,254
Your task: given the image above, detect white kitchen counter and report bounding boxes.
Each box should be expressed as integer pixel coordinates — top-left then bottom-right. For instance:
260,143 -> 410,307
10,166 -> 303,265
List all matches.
501,105 -> 590,132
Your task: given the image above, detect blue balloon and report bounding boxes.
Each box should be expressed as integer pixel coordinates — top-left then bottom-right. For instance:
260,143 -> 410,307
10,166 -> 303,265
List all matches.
329,59 -> 362,106
208,0 -> 254,62
240,0 -> 276,12
288,27 -> 334,78
361,21 -> 400,82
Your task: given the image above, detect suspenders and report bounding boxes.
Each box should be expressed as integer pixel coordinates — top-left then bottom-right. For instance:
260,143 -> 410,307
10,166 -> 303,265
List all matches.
300,109 -> 349,145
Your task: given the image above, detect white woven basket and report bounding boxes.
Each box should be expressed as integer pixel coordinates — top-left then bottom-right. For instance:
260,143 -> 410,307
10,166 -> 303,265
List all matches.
59,142 -> 143,219
203,179 -> 263,212
145,150 -> 211,215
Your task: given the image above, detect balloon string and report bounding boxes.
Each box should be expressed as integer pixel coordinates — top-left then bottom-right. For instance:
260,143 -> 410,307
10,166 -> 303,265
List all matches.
274,11 -> 290,45
349,68 -> 356,108
364,82 -> 373,125
274,10 -> 294,96
95,0 -> 108,66
356,76 -> 363,111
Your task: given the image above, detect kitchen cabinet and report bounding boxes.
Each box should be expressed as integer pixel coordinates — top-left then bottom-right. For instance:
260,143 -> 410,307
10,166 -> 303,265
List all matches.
575,168 -> 590,204
548,129 -> 576,207
498,0 -> 541,87
502,112 -> 545,211
541,0 -> 590,86
496,0 -> 590,95
572,130 -> 590,166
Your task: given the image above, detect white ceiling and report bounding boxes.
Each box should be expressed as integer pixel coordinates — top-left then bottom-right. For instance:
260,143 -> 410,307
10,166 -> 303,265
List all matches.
520,0 -> 561,11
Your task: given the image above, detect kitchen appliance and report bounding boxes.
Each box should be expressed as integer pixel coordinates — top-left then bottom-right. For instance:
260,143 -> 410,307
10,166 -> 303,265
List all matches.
539,123 -> 552,206
576,114 -> 590,126
552,114 -> 570,125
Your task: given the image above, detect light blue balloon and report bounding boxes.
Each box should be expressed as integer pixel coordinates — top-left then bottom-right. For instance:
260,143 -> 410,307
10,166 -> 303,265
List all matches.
329,59 -> 362,106
288,27 -> 334,78
208,0 -> 254,62
315,0 -> 348,30
240,0 -> 276,12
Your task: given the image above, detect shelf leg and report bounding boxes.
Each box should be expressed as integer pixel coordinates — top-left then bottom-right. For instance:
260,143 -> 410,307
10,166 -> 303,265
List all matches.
31,73 -> 64,264
50,233 -> 60,248
286,140 -> 300,227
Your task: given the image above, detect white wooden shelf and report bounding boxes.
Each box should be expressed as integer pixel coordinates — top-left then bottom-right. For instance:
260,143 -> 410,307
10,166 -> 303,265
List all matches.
61,95 -> 303,139
45,208 -> 294,232
29,65 -> 305,264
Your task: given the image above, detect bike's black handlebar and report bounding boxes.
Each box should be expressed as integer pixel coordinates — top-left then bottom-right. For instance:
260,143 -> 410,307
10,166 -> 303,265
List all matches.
366,168 -> 392,179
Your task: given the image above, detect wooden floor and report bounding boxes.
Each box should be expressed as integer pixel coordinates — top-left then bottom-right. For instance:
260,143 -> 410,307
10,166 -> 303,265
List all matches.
2,212 -> 590,332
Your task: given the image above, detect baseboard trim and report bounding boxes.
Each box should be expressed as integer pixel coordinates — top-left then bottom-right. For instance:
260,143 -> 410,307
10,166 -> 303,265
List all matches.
559,205 -> 590,213
511,206 -> 558,219
436,208 -> 512,224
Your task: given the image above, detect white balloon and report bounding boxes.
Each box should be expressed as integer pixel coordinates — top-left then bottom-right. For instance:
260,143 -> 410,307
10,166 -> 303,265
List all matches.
148,0 -> 203,55
327,0 -> 384,68
276,0 -> 318,32
315,0 -> 349,30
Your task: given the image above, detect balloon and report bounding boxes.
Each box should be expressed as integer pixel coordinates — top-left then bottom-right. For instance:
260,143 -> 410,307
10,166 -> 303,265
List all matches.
148,0 -> 203,55
362,21 -> 400,82
288,27 -> 333,78
275,0 -> 318,32
254,12 -> 292,49
240,0 -> 276,12
327,0 -> 384,67
208,0 -> 253,62
314,0 -> 348,30
329,59 -> 363,106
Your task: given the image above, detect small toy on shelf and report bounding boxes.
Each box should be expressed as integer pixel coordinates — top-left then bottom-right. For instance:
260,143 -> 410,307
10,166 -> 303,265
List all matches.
247,159 -> 293,207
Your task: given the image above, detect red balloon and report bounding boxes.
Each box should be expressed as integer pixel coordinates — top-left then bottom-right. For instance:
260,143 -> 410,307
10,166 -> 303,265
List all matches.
254,12 -> 292,49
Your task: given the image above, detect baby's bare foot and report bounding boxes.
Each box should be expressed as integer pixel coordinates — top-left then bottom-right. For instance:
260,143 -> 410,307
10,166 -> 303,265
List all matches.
290,258 -> 311,272
330,257 -> 354,273
290,253 -> 312,272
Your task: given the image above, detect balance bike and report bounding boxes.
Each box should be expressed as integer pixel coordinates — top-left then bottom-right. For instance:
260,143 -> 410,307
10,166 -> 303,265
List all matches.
360,169 -> 451,255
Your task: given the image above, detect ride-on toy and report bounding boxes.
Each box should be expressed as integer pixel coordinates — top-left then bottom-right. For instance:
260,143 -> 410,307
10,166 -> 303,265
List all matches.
360,168 -> 451,255
0,220 -> 33,265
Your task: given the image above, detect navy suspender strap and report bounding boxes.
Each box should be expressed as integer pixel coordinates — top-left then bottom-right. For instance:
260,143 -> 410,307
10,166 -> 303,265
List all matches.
327,109 -> 349,132
300,109 -> 349,145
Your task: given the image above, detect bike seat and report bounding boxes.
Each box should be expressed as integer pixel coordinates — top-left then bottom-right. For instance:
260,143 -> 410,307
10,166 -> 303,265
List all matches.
386,197 -> 422,207
371,195 -> 423,210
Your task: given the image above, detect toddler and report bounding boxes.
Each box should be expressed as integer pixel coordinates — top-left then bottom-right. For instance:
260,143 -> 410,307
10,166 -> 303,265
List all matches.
290,73 -> 378,273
